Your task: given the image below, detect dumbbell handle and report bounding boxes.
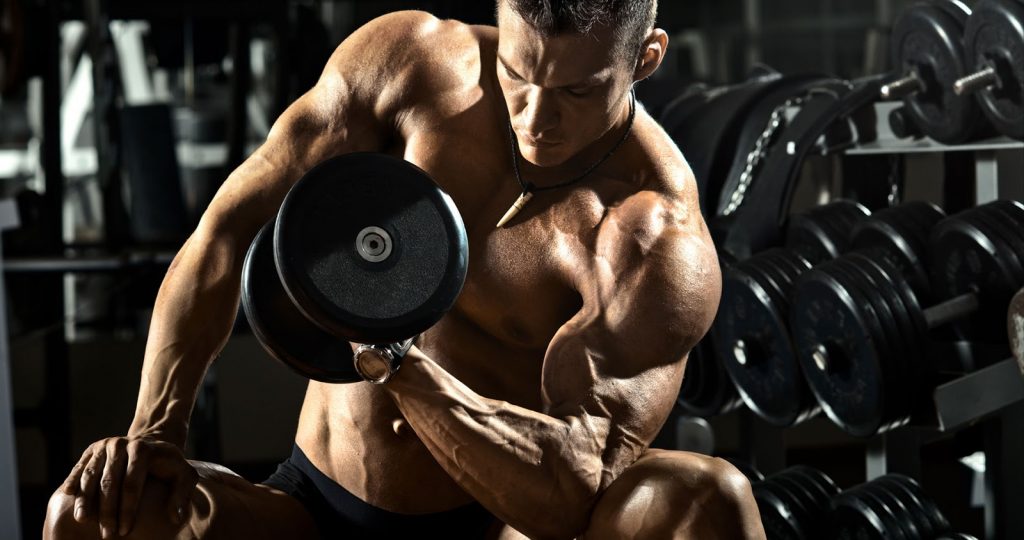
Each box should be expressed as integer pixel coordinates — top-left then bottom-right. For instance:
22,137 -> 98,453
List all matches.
881,72 -> 926,100
953,66 -> 998,96
924,291 -> 980,329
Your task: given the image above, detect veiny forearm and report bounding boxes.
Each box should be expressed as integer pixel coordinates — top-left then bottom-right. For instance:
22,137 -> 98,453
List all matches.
126,226 -> 247,449
387,354 -> 611,539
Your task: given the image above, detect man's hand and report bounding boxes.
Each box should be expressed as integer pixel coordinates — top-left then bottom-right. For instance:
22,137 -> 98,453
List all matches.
60,436 -> 198,538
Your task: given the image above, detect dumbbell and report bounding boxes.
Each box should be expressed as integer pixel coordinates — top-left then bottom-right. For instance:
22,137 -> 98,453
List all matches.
714,202 -> 942,428
791,200 -> 1024,436
953,0 -> 1024,140
708,201 -> 867,426
753,465 -> 843,540
241,153 -> 468,383
830,474 -> 954,540
676,340 -> 745,417
882,0 -> 991,144
1011,288 -> 1024,369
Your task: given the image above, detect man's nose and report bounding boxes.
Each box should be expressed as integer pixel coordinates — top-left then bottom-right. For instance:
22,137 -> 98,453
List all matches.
520,87 -> 559,136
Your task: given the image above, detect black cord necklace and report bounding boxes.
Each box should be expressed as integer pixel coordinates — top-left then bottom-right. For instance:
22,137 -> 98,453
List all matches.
496,90 -> 637,227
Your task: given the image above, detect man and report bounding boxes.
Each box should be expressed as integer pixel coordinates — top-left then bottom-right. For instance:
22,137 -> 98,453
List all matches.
45,1 -> 766,538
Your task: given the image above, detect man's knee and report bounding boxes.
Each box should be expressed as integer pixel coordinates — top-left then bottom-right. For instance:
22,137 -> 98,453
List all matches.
583,451 -> 764,539
43,481 -> 187,540
44,489 -> 94,540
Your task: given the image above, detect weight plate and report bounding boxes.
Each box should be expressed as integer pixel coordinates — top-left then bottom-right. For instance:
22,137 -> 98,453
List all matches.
787,201 -> 870,265
862,480 -> 922,540
241,221 -> 361,383
788,466 -> 842,507
831,258 -> 913,433
677,339 -> 744,417
963,0 -> 1024,140
754,484 -> 804,540
891,2 -> 987,143
876,474 -> 952,536
873,476 -> 938,538
851,202 -> 937,298
275,153 -> 469,345
771,474 -> 822,537
791,264 -> 887,437
843,257 -> 917,430
930,205 -> 1023,340
988,201 -> 1024,269
760,480 -> 811,539
854,485 -> 909,540
853,254 -> 926,389
830,491 -> 889,539
715,251 -> 808,426
968,206 -> 1024,281
890,200 -> 947,300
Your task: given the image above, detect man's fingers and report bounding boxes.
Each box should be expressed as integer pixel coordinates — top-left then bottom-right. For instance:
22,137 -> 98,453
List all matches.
117,441 -> 149,536
61,451 -> 92,495
166,466 -> 198,526
75,448 -> 106,522
98,439 -> 128,539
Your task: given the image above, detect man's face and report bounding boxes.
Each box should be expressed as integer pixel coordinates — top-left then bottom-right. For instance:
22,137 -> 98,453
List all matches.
496,3 -> 636,168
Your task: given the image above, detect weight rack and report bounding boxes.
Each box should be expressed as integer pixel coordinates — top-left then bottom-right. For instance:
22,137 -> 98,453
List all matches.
731,100 -> 1024,540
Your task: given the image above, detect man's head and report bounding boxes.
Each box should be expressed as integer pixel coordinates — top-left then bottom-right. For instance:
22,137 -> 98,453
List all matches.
495,0 -> 665,167
501,0 -> 657,64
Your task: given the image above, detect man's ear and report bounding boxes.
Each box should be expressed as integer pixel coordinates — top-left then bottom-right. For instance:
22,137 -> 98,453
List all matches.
633,29 -> 668,82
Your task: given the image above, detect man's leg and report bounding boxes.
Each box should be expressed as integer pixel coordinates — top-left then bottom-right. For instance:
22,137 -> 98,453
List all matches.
580,449 -> 766,540
43,460 -> 319,540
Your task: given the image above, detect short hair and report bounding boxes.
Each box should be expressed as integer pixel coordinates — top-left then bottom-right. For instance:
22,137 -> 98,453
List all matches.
499,0 -> 657,63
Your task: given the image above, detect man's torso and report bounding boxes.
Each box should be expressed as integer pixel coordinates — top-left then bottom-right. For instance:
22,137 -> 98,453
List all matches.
290,14 -> 690,513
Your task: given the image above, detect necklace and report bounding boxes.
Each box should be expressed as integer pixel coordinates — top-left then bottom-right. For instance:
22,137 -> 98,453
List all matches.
496,90 -> 637,228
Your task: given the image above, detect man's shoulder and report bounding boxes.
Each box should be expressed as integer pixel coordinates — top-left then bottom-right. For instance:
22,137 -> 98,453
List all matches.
340,11 -> 490,72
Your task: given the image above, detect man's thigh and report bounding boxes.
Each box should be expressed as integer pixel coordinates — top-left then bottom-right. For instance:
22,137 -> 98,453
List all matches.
45,461 -> 318,540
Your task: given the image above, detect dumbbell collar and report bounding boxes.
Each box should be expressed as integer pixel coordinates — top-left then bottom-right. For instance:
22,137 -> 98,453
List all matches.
353,338 -> 415,384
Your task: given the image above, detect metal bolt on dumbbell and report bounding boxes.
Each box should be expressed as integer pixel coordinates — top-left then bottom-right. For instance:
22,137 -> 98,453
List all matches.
951,0 -> 1024,140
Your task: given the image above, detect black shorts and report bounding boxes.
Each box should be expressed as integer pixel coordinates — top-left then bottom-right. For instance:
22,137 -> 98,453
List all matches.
262,445 -> 495,539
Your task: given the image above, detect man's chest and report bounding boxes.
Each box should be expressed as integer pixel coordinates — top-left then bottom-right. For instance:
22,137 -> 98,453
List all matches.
398,121 -> 599,351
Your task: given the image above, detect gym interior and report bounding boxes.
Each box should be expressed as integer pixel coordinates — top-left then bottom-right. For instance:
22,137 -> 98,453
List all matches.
2,0 -> 1023,538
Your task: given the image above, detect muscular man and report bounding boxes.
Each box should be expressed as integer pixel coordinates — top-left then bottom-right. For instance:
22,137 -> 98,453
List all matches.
45,1 -> 765,538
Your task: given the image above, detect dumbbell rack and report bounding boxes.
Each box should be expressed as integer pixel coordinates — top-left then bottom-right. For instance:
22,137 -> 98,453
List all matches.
735,100 -> 1024,540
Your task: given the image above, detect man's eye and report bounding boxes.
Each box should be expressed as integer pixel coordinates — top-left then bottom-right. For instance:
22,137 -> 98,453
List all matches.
504,66 -> 523,81
566,87 -> 592,97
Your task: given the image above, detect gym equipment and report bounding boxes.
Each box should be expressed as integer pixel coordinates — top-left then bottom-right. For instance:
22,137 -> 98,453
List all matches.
711,76 -> 884,259
714,202 -> 940,428
242,153 -> 469,383
790,200 -> 1024,436
830,474 -> 953,540
1011,288 -> 1024,370
883,0 -> 991,144
676,340 -> 744,418
785,200 -> 872,266
753,465 -> 842,540
953,0 -> 1024,140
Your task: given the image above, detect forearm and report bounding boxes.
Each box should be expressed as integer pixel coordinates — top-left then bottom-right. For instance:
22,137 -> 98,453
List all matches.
386,353 -> 610,539
127,225 -> 248,448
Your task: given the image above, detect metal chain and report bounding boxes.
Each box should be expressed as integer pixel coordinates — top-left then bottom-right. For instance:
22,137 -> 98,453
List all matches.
722,96 -> 807,216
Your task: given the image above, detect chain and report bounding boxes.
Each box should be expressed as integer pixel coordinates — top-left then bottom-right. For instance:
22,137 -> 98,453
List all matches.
722,96 -> 807,216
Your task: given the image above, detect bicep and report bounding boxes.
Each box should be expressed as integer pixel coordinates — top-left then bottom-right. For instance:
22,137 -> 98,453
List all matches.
541,225 -> 720,483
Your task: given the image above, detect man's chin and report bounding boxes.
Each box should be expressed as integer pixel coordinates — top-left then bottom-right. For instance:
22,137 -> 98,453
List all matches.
519,146 -> 570,168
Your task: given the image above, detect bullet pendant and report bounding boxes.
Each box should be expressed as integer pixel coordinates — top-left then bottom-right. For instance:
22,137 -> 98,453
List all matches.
496,190 -> 533,228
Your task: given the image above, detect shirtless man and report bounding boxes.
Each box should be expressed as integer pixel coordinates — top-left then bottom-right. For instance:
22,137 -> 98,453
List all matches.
45,1 -> 766,538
